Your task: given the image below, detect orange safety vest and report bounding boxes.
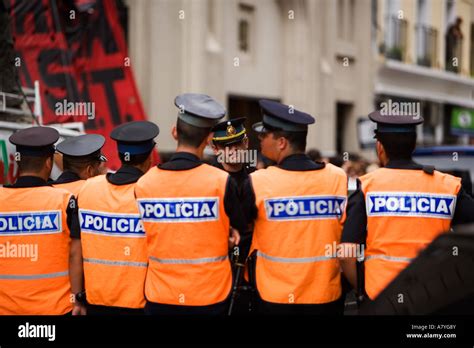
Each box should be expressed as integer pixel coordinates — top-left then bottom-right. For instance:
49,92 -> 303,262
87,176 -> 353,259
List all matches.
360,168 -> 461,299
0,185 -> 72,314
250,164 -> 347,304
135,164 -> 232,306
78,175 -> 147,309
53,179 -> 86,197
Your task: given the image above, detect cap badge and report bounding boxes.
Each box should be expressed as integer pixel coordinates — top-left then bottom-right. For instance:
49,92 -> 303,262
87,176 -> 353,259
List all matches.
226,125 -> 236,136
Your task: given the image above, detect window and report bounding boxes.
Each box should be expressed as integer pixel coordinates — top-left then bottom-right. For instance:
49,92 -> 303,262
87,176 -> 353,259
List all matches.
416,0 -> 437,67
238,3 -> 254,54
384,0 -> 406,61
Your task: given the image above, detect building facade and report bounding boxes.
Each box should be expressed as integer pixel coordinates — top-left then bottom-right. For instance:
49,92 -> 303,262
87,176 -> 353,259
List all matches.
124,0 -> 473,156
373,0 -> 474,146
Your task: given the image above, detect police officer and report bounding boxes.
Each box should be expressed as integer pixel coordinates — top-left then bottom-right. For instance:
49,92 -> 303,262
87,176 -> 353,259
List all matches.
339,111 -> 474,302
77,121 -> 159,315
135,93 -> 248,315
211,117 -> 255,259
0,127 -> 86,315
242,100 -> 348,315
211,117 -> 256,187
211,117 -> 256,314
53,134 -> 107,196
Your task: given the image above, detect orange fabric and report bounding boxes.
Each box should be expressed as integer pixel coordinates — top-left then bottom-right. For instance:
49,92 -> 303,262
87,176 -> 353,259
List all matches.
53,180 -> 86,197
250,164 -> 347,304
0,186 -> 72,314
78,175 -> 147,308
135,164 -> 232,306
361,168 -> 461,299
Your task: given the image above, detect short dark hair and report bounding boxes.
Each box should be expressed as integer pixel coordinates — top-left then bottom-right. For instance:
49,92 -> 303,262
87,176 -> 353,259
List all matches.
119,151 -> 152,166
18,155 -> 52,173
272,130 -> 307,153
176,118 -> 211,148
63,157 -> 101,174
376,132 -> 417,160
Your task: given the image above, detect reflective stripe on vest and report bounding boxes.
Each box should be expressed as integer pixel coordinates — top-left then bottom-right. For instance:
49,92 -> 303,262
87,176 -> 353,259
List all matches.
78,175 -> 147,309
53,180 -> 86,197
135,164 -> 232,306
250,164 -> 347,305
364,255 -> 413,263
0,271 -> 69,280
84,258 -> 148,268
0,186 -> 72,315
361,168 -> 461,300
257,251 -> 335,263
149,255 -> 228,264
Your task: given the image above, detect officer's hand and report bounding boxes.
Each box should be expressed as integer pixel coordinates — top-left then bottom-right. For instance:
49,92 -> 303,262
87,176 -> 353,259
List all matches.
229,228 -> 240,248
72,303 -> 87,316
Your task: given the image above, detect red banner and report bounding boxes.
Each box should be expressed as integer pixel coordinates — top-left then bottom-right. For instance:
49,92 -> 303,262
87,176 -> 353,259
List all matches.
9,0 -> 154,170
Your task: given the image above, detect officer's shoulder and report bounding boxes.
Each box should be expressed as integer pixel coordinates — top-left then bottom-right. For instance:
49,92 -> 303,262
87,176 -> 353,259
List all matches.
135,166 -> 162,187
137,166 -> 159,181
432,169 -> 462,186
202,163 -> 229,178
356,168 -> 381,186
79,174 -> 107,192
48,185 -> 75,205
249,166 -> 274,179
86,174 -> 107,185
49,185 -> 71,197
323,163 -> 346,176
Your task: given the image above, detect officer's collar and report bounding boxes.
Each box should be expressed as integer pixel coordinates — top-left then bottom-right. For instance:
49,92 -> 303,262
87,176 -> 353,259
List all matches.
169,152 -> 202,163
54,170 -> 82,184
158,152 -> 203,171
6,176 -> 51,188
384,159 -> 424,170
278,153 -> 325,171
107,165 -> 144,185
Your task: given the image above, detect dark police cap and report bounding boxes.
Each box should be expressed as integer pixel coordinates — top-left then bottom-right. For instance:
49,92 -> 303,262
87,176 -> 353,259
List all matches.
253,99 -> 315,133
175,93 -> 226,128
212,117 -> 247,146
369,110 -> 424,134
56,134 -> 107,162
9,126 -> 59,157
110,121 -> 159,155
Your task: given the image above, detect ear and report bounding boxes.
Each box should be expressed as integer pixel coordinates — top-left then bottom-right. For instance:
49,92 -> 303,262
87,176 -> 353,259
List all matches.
45,156 -> 53,173
203,132 -> 213,148
171,125 -> 178,141
210,142 -> 219,154
145,151 -> 154,171
207,132 -> 214,143
277,136 -> 287,151
86,164 -> 96,178
376,140 -> 385,159
54,153 -> 63,171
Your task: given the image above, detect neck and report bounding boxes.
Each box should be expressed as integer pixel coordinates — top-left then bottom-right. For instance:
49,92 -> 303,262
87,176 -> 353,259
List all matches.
276,151 -> 301,164
131,163 -> 147,173
385,157 -> 412,165
19,171 -> 48,181
222,162 -> 243,173
74,170 -> 88,180
176,145 -> 204,159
